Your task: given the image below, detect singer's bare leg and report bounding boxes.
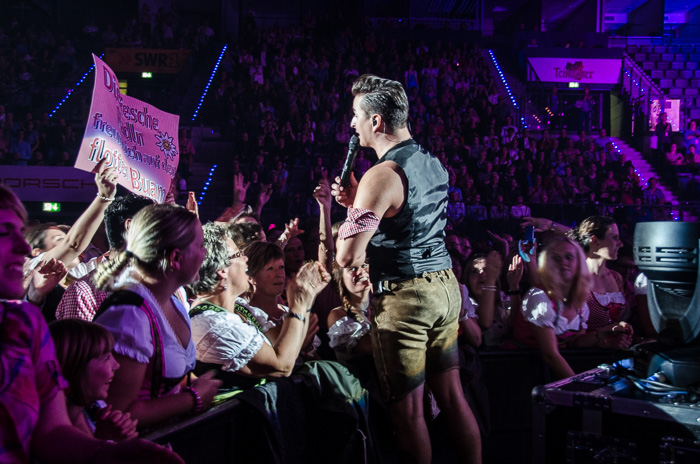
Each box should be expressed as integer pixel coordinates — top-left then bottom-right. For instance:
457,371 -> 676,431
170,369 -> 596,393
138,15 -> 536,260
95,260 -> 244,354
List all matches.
389,385 -> 432,464
427,368 -> 482,464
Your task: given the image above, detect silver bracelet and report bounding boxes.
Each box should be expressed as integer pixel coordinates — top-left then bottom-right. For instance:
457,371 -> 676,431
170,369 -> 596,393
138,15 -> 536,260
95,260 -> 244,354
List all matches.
96,193 -> 115,202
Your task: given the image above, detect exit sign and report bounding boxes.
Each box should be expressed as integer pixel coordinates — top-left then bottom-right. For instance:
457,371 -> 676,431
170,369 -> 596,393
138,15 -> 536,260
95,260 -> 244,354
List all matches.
42,202 -> 61,212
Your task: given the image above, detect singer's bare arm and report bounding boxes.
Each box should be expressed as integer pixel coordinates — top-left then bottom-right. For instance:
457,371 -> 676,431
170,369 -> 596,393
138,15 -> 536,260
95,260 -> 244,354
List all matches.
335,162 -> 406,269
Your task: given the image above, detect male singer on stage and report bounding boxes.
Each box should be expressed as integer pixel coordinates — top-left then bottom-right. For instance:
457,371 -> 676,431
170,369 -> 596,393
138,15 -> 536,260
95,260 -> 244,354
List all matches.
332,74 -> 481,464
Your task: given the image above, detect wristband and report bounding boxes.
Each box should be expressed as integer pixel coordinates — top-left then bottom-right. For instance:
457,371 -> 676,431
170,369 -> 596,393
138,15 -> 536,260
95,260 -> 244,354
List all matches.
285,312 -> 306,323
96,193 -> 115,202
480,285 -> 497,292
183,385 -> 204,412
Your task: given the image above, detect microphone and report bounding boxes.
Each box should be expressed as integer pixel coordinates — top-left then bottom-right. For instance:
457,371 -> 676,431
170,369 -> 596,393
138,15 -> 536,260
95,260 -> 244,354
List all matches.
339,134 -> 360,188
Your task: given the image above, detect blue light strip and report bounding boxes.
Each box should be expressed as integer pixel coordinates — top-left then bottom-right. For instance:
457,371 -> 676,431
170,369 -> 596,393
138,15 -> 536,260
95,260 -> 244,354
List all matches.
49,53 -> 104,118
197,164 -> 218,206
488,50 -> 526,128
191,44 -> 228,122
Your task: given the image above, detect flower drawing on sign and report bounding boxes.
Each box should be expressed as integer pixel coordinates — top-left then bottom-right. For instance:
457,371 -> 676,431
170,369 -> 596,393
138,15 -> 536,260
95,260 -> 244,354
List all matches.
155,131 -> 178,161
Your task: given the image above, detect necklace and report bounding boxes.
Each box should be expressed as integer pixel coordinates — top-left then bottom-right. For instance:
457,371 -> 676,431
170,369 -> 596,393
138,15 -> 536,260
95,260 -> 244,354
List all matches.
190,300 -> 265,333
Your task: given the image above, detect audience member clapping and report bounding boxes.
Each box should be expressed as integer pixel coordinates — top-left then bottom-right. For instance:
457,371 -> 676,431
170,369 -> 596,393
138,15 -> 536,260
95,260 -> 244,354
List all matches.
189,223 -> 329,389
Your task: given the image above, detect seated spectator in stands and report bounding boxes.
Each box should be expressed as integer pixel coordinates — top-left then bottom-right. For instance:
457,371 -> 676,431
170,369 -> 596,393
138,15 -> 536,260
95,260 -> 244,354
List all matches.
513,235 -> 631,379
445,230 -> 469,262
619,182 -> 636,205
642,177 -> 666,218
488,195 -> 509,224
0,184 -> 183,464
50,319 -> 138,440
557,128 -> 571,148
684,120 -> 699,151
685,144 -> 700,169
189,223 -> 329,389
538,129 -> 553,152
599,170 -> 619,199
595,128 -> 612,150
466,194 -> 488,224
327,258 -> 372,361
94,204 -> 221,429
11,129 -> 32,165
447,189 -> 466,229
510,196 -> 531,220
56,193 -> 154,321
666,143 -> 684,166
500,115 -> 517,140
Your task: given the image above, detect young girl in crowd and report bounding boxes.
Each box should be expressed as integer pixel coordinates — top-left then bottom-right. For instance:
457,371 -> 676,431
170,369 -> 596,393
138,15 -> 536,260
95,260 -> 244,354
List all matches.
327,259 -> 372,360
50,319 -> 138,440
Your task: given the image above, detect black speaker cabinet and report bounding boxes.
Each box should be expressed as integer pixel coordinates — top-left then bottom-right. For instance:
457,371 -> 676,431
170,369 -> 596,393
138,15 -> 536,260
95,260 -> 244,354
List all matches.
533,369 -> 700,463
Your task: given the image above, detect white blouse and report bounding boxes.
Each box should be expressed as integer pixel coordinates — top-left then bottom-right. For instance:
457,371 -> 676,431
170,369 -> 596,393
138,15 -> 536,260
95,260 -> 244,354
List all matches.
522,287 -> 589,335
328,310 -> 371,353
190,308 -> 270,373
96,278 -> 196,379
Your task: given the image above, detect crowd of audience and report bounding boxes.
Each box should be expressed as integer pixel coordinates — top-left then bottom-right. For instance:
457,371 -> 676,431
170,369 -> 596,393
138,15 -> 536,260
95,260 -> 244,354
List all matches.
182,14 -> 684,239
0,3 -> 217,166
0,5 -> 691,462
1,5 -> 691,238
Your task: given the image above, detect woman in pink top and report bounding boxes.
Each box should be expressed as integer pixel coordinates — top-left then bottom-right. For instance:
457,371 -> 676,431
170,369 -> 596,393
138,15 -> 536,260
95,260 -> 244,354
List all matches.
0,184 -> 182,464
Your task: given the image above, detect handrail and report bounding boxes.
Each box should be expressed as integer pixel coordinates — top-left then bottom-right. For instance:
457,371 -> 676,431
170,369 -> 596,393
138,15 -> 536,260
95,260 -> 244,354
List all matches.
621,52 -> 666,135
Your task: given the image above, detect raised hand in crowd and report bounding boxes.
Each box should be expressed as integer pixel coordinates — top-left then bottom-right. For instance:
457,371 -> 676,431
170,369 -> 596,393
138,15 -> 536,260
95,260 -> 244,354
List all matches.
286,261 -> 331,312
258,183 -> 273,211
276,217 -> 304,249
217,172 -> 251,222
521,216 -> 571,235
186,191 -> 199,218
32,157 -> 117,272
507,254 -> 524,292
26,257 -> 67,306
313,177 -> 334,270
487,229 -> 510,260
233,172 -> 250,205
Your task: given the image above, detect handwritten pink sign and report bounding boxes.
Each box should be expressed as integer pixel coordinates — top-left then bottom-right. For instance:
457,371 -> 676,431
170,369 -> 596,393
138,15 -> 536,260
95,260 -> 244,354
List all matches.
75,54 -> 179,202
